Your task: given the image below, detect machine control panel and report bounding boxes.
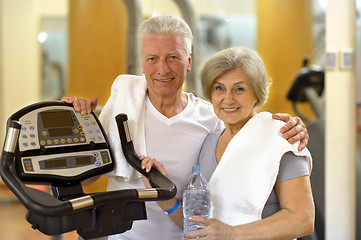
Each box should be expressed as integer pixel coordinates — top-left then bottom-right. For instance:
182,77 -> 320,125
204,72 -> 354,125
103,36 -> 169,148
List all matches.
21,150 -> 111,177
15,104 -> 113,180
19,107 -> 105,151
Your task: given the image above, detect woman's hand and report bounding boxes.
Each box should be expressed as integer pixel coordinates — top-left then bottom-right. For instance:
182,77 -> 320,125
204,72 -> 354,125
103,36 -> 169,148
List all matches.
184,216 -> 235,240
272,113 -> 309,151
61,95 -> 98,115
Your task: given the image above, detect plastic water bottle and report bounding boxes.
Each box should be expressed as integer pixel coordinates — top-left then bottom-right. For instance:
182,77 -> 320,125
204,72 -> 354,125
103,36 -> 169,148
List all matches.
183,165 -> 210,234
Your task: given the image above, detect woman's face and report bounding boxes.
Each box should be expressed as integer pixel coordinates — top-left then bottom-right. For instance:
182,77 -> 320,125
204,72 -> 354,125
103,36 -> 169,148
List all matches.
210,68 -> 258,129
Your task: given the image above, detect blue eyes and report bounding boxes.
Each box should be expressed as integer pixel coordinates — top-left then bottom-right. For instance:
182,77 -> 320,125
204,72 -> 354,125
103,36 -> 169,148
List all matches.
214,86 -> 244,92
169,56 -> 180,61
146,56 -> 179,62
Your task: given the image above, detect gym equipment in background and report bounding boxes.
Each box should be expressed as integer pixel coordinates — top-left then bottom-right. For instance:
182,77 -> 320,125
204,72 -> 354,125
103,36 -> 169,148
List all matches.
287,57 -> 324,240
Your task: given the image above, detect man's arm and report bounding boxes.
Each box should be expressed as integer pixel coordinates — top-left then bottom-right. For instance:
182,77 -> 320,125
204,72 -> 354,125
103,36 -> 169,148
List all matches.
140,156 -> 184,227
61,95 -> 100,187
272,113 -> 309,151
61,95 -> 98,115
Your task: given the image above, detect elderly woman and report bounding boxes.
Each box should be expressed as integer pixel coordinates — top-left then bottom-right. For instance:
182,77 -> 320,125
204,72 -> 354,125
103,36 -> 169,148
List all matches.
185,47 -> 314,240
141,47 -> 314,240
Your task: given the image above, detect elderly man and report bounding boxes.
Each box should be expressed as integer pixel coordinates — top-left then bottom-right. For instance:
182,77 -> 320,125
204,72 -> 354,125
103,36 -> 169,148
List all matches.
63,15 -> 308,240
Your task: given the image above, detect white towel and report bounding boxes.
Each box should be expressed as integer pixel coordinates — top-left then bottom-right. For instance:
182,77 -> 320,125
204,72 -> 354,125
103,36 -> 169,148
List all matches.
99,74 -> 148,180
209,112 -> 312,226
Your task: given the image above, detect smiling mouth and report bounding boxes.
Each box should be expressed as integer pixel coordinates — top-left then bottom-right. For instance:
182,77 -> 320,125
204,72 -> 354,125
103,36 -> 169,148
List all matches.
223,107 -> 239,112
156,78 -> 174,82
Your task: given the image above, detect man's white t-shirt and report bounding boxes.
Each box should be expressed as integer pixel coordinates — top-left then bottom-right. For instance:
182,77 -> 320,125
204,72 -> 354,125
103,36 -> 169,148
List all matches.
107,92 -> 221,240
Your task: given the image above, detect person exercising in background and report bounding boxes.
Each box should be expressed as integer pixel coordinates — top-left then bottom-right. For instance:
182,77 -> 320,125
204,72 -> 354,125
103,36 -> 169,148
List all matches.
62,15 -> 309,240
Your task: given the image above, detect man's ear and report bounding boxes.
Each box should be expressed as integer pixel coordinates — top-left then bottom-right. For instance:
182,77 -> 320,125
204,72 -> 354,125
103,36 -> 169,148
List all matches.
141,62 -> 145,74
187,53 -> 192,72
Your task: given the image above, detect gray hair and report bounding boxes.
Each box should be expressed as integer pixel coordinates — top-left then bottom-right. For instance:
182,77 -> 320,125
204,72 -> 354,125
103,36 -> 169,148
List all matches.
201,47 -> 272,107
137,15 -> 193,56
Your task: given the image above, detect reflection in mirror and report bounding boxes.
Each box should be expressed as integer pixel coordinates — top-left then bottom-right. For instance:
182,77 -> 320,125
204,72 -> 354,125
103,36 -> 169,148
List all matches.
200,14 -> 256,60
38,17 -> 68,100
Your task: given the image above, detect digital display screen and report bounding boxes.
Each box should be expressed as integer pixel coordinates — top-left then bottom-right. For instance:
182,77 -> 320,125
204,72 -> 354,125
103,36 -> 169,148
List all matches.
40,111 -> 74,128
76,156 -> 92,166
44,159 -> 67,169
48,127 -> 73,137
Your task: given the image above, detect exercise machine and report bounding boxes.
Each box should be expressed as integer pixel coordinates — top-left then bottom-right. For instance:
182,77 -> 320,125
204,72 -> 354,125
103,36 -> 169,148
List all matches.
0,101 -> 176,239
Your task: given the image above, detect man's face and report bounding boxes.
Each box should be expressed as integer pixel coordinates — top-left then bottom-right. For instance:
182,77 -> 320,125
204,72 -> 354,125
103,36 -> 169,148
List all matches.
141,34 -> 191,98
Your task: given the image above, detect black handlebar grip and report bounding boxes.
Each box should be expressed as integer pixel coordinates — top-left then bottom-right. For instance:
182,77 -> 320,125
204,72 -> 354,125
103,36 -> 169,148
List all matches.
115,113 -> 145,176
114,113 -> 177,199
115,114 -> 131,146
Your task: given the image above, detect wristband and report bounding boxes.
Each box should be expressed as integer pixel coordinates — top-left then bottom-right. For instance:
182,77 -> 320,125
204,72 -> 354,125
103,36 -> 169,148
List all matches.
164,198 -> 180,215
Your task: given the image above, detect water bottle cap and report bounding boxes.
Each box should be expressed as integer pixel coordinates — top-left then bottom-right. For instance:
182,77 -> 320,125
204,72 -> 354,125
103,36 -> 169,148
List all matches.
192,165 -> 202,174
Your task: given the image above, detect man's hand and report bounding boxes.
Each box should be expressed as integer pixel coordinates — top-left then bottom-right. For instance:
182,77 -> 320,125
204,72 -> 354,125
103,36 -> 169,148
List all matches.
139,155 -> 168,189
272,113 -> 309,151
61,95 -> 98,115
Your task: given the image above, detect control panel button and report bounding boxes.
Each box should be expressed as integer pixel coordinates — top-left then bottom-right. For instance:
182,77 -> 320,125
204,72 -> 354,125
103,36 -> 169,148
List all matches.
100,151 -> 110,164
23,158 -> 34,172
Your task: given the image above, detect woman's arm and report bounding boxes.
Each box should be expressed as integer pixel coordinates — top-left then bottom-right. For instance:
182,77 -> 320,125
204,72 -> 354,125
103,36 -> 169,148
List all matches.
184,175 -> 315,240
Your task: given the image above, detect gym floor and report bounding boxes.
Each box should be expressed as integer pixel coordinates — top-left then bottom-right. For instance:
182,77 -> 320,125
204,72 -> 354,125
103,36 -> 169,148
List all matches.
0,185 -> 77,240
